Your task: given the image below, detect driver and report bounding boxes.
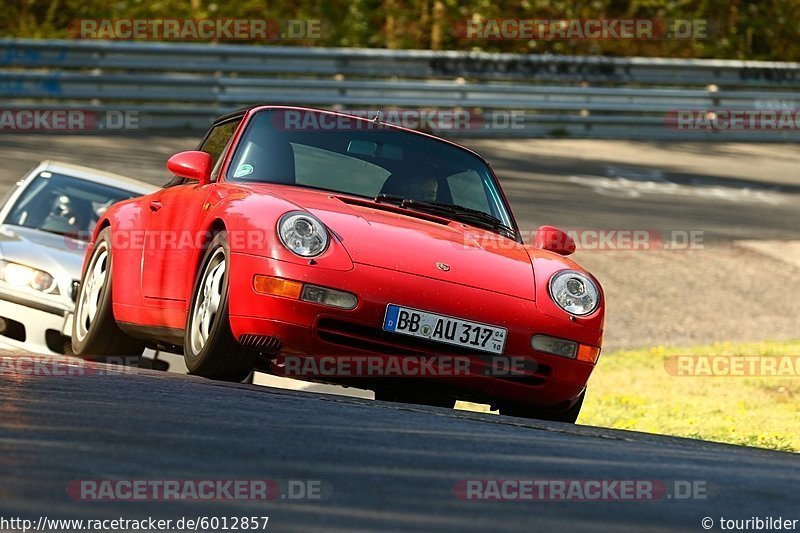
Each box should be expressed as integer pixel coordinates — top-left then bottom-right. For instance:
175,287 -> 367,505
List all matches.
39,194 -> 83,235
382,168 -> 439,203
411,171 -> 439,203
50,195 -> 79,227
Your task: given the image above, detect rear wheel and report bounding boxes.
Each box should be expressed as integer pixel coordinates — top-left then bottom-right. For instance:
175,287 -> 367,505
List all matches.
184,231 -> 256,382
500,390 -> 585,424
72,227 -> 144,362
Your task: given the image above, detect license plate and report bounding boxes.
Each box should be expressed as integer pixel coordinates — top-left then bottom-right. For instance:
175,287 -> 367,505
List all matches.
383,304 -> 507,354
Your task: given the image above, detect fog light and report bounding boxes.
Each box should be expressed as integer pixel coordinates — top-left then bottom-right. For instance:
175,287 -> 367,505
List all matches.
531,335 -> 578,359
301,285 -> 357,309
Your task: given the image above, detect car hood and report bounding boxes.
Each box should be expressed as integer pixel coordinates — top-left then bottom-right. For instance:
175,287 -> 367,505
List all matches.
0,224 -> 86,280
261,187 -> 535,300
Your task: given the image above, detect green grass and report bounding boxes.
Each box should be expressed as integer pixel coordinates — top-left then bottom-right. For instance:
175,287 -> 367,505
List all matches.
456,340 -> 800,453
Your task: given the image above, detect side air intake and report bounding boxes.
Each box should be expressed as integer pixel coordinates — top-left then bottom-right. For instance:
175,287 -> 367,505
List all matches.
239,334 -> 282,354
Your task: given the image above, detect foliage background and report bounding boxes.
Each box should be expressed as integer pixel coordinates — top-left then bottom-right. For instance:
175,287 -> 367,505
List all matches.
0,0 -> 796,60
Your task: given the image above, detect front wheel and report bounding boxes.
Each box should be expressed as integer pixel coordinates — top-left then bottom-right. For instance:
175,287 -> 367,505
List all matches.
72,227 -> 144,362
184,231 -> 256,382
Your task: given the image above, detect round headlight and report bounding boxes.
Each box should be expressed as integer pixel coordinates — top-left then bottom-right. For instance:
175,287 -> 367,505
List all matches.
548,270 -> 600,316
278,212 -> 329,257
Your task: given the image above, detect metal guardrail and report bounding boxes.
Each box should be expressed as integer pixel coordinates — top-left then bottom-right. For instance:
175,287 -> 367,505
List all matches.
1,39 -> 799,139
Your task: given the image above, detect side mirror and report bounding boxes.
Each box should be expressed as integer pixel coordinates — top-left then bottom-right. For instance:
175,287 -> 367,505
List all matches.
535,225 -> 576,256
166,151 -> 212,185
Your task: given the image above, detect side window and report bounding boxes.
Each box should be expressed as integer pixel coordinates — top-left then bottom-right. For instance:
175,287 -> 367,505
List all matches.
200,119 -> 242,180
163,118 -> 242,188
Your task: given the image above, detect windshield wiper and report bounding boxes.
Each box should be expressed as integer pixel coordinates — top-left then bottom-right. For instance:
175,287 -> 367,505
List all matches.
406,200 -> 517,239
372,194 -> 517,239
373,193 -> 406,205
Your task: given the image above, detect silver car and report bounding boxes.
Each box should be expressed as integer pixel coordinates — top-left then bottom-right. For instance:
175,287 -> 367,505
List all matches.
0,161 -> 157,354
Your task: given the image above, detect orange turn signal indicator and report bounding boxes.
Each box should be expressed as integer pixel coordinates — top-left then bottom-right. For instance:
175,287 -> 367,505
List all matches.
253,275 -> 303,299
577,344 -> 601,364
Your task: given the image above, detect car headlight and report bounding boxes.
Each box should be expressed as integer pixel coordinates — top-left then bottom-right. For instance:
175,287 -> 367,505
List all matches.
278,211 -> 329,257
0,259 -> 59,295
548,270 -> 599,316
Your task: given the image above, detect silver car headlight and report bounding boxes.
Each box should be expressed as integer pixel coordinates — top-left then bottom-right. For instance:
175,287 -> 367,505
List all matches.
278,212 -> 329,257
0,259 -> 59,295
548,270 -> 599,316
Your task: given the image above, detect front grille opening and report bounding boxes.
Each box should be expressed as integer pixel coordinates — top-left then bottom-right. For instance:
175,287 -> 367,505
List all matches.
0,316 -> 26,342
315,317 -> 552,387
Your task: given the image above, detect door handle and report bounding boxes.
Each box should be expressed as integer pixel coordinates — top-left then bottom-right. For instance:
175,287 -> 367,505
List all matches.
150,200 -> 162,212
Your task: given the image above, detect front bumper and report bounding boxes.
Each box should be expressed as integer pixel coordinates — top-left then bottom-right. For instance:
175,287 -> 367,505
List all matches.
0,288 -> 73,354
227,252 -> 603,408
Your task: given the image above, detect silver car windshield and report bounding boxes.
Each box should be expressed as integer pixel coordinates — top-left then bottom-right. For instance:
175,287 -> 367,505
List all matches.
4,172 -> 136,239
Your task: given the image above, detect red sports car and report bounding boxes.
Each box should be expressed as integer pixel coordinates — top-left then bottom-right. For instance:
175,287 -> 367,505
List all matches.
72,106 -> 604,423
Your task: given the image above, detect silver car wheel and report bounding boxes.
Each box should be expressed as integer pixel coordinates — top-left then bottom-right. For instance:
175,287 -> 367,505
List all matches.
75,242 -> 109,342
189,247 -> 226,355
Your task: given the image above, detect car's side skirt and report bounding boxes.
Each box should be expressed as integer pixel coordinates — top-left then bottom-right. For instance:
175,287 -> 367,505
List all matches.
117,321 -> 184,353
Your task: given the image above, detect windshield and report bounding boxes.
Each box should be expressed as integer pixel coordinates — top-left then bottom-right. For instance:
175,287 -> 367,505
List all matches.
3,172 -> 138,239
226,109 -> 516,229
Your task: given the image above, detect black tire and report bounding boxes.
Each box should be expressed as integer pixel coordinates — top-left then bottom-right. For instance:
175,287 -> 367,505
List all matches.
184,231 -> 255,382
374,389 -> 456,409
71,227 -> 145,362
500,390 -> 585,424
